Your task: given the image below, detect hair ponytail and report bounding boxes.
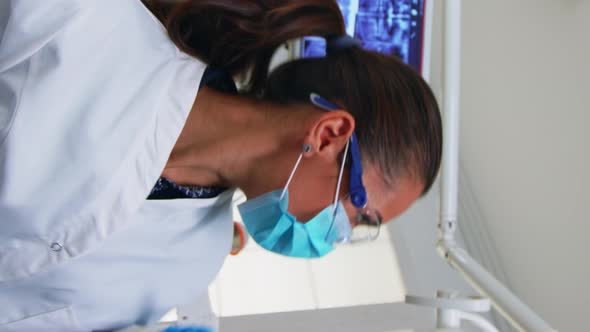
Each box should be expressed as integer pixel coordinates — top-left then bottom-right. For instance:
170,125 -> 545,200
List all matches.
142,0 -> 345,92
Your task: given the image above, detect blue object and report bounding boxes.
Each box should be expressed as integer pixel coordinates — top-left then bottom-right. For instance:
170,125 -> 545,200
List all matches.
309,93 -> 367,208
148,177 -> 225,199
348,133 -> 367,208
238,189 -> 352,258
302,36 -> 326,58
160,327 -> 212,332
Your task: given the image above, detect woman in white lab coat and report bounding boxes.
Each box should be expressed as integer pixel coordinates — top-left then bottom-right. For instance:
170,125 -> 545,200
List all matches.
0,0 -> 441,331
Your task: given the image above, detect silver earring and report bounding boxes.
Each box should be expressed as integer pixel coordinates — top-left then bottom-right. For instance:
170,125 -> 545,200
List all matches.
302,143 -> 312,154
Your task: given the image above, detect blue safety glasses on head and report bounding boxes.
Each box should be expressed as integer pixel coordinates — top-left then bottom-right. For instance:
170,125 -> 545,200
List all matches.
310,93 -> 366,207
309,93 -> 382,243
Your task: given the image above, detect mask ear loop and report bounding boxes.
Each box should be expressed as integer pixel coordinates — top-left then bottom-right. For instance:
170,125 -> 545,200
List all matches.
332,139 -> 350,215
280,152 -> 305,201
324,139 -> 350,241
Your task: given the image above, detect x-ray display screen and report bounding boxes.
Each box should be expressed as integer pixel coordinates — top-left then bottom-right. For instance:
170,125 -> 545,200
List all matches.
302,0 -> 426,72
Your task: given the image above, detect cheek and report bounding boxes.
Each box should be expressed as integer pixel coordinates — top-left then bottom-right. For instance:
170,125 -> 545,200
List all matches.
284,169 -> 342,223
287,181 -> 335,222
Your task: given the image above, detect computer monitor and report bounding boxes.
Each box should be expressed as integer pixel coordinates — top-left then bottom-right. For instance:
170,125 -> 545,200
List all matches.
301,0 -> 427,74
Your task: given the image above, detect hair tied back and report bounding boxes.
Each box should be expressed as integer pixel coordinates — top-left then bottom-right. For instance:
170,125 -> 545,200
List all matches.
326,34 -> 363,55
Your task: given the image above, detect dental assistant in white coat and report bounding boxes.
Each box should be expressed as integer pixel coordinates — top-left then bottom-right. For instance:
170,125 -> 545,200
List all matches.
0,0 -> 442,331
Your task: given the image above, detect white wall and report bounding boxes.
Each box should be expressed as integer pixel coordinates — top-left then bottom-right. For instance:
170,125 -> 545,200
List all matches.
460,1 -> 590,331
217,1 -> 590,331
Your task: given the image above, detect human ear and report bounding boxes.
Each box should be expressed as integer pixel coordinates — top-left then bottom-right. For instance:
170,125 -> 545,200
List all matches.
303,111 -> 355,161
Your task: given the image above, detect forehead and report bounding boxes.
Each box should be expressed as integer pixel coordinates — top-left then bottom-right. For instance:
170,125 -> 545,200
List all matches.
361,166 -> 424,223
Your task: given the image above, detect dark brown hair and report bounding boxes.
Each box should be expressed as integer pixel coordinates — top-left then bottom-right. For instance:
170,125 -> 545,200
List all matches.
143,0 -> 442,194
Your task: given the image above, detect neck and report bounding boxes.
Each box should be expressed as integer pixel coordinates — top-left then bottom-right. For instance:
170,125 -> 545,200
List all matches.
163,87 -> 311,197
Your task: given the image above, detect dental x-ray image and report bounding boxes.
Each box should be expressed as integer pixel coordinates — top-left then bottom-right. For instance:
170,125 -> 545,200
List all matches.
302,0 -> 425,72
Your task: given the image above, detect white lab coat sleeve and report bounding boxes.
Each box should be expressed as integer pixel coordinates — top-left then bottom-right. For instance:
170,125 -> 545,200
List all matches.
0,193 -> 234,330
0,0 -> 84,72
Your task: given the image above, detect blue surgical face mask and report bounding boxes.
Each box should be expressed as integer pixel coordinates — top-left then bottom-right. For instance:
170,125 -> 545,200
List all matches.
237,141 -> 353,258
